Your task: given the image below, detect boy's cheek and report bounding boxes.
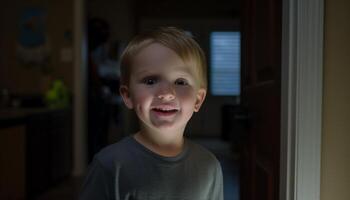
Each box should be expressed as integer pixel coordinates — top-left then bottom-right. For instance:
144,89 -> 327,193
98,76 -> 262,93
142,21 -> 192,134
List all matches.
176,88 -> 198,102
175,87 -> 195,95
131,91 -> 151,106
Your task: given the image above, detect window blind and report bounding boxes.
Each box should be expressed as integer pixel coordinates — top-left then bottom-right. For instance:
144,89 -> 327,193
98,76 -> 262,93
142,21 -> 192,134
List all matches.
210,32 -> 240,96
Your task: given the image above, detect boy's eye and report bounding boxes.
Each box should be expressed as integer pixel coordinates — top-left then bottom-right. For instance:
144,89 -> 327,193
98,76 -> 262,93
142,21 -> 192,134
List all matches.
175,79 -> 188,86
142,77 -> 158,85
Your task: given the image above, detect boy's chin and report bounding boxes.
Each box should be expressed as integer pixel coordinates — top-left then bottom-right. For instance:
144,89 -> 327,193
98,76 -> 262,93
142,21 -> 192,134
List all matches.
148,120 -> 185,132
151,121 -> 179,129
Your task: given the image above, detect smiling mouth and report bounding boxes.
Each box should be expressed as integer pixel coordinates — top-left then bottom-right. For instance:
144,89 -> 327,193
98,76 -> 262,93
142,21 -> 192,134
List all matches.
151,107 -> 179,115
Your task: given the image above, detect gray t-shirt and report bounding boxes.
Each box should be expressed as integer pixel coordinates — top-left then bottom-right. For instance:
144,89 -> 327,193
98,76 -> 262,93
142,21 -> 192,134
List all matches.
79,135 -> 224,200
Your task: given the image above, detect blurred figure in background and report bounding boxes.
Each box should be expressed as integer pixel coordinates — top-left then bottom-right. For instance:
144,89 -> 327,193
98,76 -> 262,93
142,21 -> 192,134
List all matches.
87,17 -> 116,163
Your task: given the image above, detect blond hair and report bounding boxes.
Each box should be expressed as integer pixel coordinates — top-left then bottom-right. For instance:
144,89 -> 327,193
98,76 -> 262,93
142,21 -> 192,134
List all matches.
119,27 -> 207,89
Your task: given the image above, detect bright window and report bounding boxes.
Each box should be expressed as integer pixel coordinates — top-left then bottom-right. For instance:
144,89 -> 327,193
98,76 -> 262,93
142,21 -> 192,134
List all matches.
210,32 -> 241,96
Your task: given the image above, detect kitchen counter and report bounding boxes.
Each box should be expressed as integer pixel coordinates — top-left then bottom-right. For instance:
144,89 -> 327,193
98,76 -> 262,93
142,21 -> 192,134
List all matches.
0,107 -> 72,199
0,107 -> 67,128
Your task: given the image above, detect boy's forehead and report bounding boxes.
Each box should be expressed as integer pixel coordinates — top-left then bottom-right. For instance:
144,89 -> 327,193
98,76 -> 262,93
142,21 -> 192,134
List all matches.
133,65 -> 193,77
133,43 -> 180,65
131,43 -> 195,75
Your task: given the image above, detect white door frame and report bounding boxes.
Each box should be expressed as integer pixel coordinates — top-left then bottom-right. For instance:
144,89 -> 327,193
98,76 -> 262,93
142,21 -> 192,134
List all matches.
280,0 -> 324,200
72,0 -> 325,199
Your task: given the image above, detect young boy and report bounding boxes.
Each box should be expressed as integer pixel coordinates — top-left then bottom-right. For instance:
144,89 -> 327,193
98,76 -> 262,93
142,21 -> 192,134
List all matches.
79,27 -> 224,200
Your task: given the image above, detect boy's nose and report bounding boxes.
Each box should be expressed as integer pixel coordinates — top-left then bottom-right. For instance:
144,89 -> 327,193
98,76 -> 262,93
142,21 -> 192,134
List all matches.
157,84 -> 176,101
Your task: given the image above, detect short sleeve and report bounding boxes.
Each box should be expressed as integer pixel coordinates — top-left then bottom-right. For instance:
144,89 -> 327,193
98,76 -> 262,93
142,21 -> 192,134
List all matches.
79,158 -> 115,200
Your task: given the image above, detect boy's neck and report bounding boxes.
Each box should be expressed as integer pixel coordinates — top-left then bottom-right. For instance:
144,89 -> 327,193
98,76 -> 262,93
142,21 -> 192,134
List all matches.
133,129 -> 185,157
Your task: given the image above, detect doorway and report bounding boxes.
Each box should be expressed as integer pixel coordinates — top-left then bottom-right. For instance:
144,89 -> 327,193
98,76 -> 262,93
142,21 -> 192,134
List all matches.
71,1 -> 324,200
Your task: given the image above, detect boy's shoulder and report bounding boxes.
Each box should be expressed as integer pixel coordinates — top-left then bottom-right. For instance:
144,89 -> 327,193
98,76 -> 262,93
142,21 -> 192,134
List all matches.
93,135 -> 134,169
186,139 -> 221,167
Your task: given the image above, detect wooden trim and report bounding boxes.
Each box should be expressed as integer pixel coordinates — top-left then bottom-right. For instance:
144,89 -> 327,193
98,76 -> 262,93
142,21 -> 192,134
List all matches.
280,0 -> 324,200
72,0 -> 88,176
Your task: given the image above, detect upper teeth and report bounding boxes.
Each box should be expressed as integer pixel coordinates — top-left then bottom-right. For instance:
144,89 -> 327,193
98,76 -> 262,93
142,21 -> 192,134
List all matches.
156,108 -> 175,111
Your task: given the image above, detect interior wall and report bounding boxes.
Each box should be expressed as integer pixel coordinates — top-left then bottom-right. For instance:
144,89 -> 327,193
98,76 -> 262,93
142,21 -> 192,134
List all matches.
87,0 -> 135,43
321,0 -> 350,199
0,0 -> 74,94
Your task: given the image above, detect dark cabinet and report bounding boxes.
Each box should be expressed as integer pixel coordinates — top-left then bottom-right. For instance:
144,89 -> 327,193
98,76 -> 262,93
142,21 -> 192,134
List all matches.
26,109 -> 72,199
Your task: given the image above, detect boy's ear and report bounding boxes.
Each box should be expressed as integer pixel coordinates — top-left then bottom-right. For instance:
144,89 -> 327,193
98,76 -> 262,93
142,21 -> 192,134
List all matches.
194,88 -> 207,112
119,85 -> 133,109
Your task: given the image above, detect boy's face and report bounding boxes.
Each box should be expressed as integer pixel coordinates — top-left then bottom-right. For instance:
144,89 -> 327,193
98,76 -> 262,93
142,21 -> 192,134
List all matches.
120,43 -> 206,132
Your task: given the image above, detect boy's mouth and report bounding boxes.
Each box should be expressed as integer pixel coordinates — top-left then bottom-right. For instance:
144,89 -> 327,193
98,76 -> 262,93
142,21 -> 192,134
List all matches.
151,106 -> 179,116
